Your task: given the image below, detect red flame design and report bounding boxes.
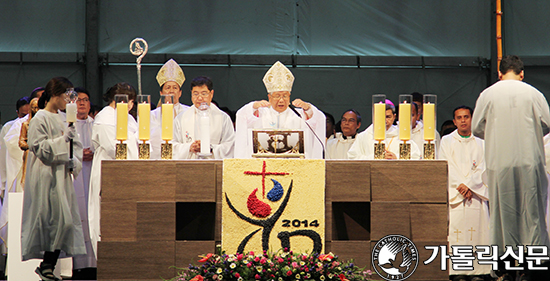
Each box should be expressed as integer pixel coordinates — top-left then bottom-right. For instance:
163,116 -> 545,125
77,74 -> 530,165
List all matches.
247,188 -> 272,218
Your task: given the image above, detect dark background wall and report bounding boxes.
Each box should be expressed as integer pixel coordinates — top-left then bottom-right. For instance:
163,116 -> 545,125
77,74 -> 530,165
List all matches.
1,0 -> 549,131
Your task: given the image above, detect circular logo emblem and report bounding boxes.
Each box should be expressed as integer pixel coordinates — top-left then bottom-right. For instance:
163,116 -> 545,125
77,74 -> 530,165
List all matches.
372,234 -> 419,281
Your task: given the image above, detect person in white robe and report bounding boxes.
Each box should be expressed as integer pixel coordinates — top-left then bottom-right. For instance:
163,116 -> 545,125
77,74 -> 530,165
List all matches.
410,102 -> 440,158
69,87 -> 96,278
438,106 -> 491,279
0,96 -> 31,255
173,76 -> 234,159
472,55 -> 550,280
21,77 -> 86,281
543,134 -> 550,251
150,59 -> 190,159
348,101 -> 421,160
89,83 -> 138,261
235,61 -> 325,159
326,109 -> 361,159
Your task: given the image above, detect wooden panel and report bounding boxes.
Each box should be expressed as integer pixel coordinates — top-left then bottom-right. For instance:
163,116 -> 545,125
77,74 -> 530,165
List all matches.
330,241 -> 371,269
102,160 -> 177,202
97,241 -> 175,280
176,161 -> 217,202
325,202 -> 332,242
101,200 -> 136,241
331,202 -> 370,241
326,160 -> 370,202
410,203 -> 448,241
370,202 -> 410,240
137,202 -> 175,241
371,161 -> 447,203
175,241 -> 216,266
216,161 -> 223,202
215,202 -> 222,241
411,240 -> 449,280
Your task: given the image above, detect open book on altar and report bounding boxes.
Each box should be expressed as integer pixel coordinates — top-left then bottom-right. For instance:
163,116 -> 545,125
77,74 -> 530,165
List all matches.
252,129 -> 304,159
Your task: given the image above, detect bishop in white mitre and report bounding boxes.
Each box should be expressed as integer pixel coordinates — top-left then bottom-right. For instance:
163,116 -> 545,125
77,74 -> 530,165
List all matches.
150,59 -> 190,159
234,61 -> 325,159
439,106 -> 491,277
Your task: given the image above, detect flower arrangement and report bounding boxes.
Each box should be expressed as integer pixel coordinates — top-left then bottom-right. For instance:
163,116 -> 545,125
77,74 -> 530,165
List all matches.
167,248 -> 374,281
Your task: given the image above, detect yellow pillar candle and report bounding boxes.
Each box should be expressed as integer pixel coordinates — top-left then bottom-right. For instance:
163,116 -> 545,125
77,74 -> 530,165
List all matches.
161,103 -> 174,140
373,103 -> 386,141
116,102 -> 128,140
399,103 -> 411,141
424,103 -> 436,141
138,103 -> 150,140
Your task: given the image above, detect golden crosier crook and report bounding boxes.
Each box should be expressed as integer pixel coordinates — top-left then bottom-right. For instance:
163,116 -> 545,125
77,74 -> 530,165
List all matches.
129,38 -> 148,96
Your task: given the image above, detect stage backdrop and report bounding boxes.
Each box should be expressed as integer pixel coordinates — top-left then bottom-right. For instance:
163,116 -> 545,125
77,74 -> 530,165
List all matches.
222,159 -> 325,254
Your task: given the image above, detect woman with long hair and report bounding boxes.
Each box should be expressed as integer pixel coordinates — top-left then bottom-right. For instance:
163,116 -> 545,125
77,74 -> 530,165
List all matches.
21,77 -> 85,281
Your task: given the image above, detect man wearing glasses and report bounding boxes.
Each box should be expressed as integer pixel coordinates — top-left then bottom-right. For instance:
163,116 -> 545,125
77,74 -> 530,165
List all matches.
234,61 -> 325,159
173,76 -> 235,159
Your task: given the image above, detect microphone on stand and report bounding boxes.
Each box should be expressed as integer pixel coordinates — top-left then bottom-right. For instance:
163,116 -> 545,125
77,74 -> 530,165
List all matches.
289,104 -> 325,159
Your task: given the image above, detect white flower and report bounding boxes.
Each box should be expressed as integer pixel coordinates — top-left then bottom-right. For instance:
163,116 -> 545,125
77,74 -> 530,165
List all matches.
217,268 -> 223,274
230,263 -> 236,269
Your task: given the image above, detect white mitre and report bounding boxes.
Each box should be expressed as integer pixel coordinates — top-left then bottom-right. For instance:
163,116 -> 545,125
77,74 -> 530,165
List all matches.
262,61 -> 295,93
156,58 -> 186,87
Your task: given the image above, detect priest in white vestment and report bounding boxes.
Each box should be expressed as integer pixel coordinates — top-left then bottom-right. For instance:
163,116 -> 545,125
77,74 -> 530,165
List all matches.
235,61 -> 325,159
173,76 -> 234,159
326,109 -> 361,159
439,106 -> 491,278
150,59 -> 190,159
348,101 -> 421,160
89,83 -> 138,260
70,88 -> 96,277
472,55 -> 550,279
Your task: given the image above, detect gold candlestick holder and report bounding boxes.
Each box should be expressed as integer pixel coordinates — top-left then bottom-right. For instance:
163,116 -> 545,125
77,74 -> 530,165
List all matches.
399,140 -> 411,160
161,140 -> 172,159
374,140 -> 385,160
116,140 -> 127,160
139,140 -> 150,159
423,140 -> 435,160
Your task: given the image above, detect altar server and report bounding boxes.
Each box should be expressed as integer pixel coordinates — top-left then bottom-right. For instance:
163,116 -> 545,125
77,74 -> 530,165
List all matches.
88,83 -> 138,260
439,106 -> 491,280
472,55 -> 550,280
326,109 -> 361,159
235,61 -> 325,159
150,59 -> 190,159
71,87 -> 96,279
173,76 -> 234,159
21,77 -> 86,281
348,101 -> 421,160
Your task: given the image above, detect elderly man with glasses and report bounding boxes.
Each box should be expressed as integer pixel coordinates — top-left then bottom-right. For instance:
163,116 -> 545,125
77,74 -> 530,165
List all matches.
234,61 -> 325,159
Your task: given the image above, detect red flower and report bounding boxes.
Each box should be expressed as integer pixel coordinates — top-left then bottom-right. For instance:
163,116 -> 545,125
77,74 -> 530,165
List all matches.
318,253 -> 334,261
255,274 -> 261,279
198,253 -> 213,262
235,273 -> 240,278
339,273 -> 350,281
286,270 -> 293,276
190,276 -> 204,281
237,254 -> 243,261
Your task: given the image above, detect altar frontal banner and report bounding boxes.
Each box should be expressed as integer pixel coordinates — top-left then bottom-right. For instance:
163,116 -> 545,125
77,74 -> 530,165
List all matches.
222,159 -> 325,254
